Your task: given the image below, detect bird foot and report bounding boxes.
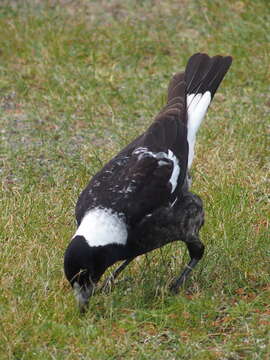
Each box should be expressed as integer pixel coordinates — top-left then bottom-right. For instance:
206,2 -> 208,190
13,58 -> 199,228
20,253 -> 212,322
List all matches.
101,275 -> 115,294
169,260 -> 197,294
169,275 -> 187,294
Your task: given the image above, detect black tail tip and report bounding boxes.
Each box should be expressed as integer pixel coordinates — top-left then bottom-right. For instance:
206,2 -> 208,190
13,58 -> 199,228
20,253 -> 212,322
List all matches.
185,53 -> 233,97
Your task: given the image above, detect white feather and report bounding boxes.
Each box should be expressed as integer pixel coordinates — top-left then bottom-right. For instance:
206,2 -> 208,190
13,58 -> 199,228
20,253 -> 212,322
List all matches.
73,208 -> 128,247
187,91 -> 211,168
167,150 -> 180,192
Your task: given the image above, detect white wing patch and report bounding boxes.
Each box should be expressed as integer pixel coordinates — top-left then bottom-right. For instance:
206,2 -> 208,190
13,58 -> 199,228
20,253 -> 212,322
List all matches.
167,150 -> 180,192
73,208 -> 128,247
187,91 -> 211,168
133,147 -> 180,193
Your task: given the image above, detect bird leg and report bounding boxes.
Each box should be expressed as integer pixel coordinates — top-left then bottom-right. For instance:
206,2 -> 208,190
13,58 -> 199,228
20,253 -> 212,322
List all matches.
170,239 -> 204,294
101,257 -> 135,293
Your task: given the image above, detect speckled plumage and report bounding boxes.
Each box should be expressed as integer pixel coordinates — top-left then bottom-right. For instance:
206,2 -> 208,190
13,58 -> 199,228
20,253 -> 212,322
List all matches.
64,53 -> 232,312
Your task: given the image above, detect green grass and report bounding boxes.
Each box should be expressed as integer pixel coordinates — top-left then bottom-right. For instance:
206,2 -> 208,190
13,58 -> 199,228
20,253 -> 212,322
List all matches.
0,0 -> 269,359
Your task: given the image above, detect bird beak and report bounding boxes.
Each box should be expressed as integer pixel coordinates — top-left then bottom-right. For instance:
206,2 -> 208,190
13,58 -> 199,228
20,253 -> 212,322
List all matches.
73,281 -> 95,313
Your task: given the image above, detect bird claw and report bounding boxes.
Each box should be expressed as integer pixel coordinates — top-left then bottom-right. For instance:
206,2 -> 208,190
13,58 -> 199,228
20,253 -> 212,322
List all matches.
169,260 -> 198,294
169,275 -> 187,294
101,276 -> 115,294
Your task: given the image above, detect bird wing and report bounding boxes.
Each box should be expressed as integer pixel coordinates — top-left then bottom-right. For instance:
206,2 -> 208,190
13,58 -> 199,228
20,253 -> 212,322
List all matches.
75,148 -> 174,226
75,104 -> 188,226
76,74 -> 188,226
118,148 -> 174,225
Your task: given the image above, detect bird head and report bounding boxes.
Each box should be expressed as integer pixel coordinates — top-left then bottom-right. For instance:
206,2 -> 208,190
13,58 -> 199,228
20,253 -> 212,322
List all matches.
64,235 -> 108,313
64,208 -> 129,312
64,234 -> 127,312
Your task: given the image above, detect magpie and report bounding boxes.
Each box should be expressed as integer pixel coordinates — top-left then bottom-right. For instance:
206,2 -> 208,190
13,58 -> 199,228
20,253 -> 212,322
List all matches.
64,53 -> 232,312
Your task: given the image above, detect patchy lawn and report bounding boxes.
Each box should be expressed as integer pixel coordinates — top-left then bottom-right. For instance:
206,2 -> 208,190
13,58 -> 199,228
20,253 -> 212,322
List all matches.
0,0 -> 269,359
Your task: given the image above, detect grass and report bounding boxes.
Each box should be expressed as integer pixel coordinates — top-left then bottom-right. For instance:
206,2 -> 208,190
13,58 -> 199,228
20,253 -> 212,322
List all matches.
0,0 -> 269,359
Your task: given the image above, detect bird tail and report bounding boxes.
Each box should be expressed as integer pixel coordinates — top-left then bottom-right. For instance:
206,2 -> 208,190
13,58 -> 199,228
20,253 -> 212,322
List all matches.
184,53 -> 232,168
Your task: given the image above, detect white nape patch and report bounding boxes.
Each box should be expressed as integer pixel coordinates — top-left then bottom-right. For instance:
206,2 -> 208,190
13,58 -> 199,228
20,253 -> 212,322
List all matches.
73,208 -> 128,247
133,147 -> 180,193
187,91 -> 211,168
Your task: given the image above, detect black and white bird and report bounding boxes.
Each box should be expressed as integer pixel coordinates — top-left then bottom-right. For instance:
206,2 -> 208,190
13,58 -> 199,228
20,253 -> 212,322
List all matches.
64,53 -> 232,312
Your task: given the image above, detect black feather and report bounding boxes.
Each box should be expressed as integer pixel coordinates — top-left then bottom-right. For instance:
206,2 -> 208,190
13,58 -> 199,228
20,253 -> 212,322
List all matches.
185,53 -> 232,98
